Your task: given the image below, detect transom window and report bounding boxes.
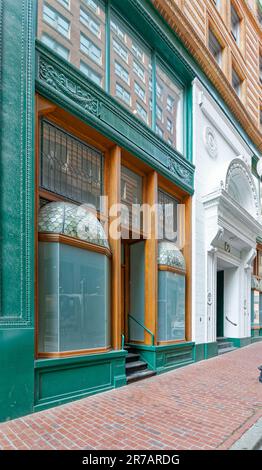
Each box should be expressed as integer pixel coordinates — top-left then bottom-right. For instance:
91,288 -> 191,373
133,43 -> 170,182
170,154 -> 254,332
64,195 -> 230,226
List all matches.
43,3 -> 70,38
40,120 -> 104,210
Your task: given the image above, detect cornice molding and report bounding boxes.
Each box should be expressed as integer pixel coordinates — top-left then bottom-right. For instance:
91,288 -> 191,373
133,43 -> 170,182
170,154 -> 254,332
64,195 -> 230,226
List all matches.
152,0 -> 262,153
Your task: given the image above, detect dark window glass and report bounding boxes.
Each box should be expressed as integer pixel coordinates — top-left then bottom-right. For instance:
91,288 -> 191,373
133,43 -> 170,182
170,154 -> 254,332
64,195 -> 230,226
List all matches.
158,189 -> 178,242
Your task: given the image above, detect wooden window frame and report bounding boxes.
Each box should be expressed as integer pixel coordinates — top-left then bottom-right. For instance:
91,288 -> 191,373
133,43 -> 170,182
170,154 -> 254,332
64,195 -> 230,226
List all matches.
35,95 -> 111,359
157,174 -> 192,344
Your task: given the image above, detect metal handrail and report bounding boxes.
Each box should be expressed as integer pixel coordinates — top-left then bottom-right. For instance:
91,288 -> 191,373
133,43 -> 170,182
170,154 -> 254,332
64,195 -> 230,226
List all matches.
128,314 -> 155,346
225,316 -> 237,327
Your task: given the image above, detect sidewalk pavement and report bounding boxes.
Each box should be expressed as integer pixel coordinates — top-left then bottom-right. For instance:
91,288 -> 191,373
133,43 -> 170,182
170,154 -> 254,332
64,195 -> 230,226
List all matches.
0,342 -> 261,450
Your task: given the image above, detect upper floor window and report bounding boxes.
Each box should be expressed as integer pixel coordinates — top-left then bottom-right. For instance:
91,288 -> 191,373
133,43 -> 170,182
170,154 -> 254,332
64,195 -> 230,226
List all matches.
132,42 -> 144,62
80,60 -> 102,87
208,29 -> 222,66
80,6 -> 101,38
136,102 -> 147,123
41,33 -> 69,60
115,82 -> 131,106
257,0 -> 262,26
156,63 -> 183,152
40,120 -> 104,210
213,0 -> 221,11
82,0 -> 100,15
231,3 -> 240,45
133,60 -> 145,82
111,19 -> 126,42
260,53 -> 262,83
232,67 -> 242,96
113,38 -> 129,63
43,3 -> 70,38
110,12 -> 152,127
115,61 -> 129,84
80,33 -> 102,65
134,81 -> 146,102
57,0 -> 70,9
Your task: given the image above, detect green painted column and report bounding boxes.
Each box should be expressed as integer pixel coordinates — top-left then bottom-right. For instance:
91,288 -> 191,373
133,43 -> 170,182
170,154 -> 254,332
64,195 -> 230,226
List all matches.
0,0 -> 35,421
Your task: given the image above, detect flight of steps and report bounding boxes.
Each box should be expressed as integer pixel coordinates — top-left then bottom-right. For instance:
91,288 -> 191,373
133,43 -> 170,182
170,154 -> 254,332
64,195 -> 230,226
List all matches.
125,347 -> 156,384
217,337 -> 238,355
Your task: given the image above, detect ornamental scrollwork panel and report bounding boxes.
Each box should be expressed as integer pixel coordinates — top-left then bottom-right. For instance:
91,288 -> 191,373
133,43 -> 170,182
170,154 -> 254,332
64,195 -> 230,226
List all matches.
38,60 -> 102,118
167,156 -> 192,186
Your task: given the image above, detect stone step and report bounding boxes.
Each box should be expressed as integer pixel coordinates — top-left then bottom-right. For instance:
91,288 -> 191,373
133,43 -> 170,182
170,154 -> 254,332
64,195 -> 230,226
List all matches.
218,346 -> 238,355
126,360 -> 148,374
126,369 -> 156,384
126,352 -> 140,363
218,341 -> 234,350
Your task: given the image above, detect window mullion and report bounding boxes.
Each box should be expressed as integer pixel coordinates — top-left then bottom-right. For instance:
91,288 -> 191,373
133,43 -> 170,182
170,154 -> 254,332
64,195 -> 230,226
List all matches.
152,51 -> 157,132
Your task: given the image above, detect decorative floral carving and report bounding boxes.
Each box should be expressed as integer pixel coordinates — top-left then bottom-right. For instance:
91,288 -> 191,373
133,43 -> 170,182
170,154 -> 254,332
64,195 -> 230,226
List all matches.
204,126 -> 218,158
251,275 -> 262,291
167,157 -> 191,185
39,60 -> 102,117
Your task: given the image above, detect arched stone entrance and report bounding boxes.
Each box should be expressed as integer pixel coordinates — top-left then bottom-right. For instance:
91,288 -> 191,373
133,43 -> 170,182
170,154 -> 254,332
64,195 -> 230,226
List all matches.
202,158 -> 262,345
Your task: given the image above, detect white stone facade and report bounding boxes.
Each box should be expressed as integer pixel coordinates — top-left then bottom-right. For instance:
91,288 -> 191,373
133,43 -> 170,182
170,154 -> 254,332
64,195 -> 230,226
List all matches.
192,79 -> 262,345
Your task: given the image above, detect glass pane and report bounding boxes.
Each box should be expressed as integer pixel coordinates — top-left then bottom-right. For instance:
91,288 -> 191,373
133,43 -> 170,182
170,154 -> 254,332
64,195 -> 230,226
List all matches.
129,241 -> 145,342
37,0 -> 106,88
158,271 -> 185,341
208,29 -> 222,66
110,13 -> 152,126
38,242 -> 110,353
156,63 -> 183,152
121,165 -> 143,230
40,120 -> 104,210
38,242 -> 60,352
253,290 -> 260,325
158,189 -> 178,242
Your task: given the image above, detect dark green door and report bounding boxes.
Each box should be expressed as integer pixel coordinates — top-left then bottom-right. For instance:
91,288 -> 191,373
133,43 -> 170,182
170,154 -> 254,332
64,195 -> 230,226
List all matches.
216,271 -> 224,338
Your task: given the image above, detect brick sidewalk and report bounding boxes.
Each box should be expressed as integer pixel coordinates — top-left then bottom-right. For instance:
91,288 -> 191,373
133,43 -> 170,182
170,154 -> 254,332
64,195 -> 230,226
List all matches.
0,342 -> 261,450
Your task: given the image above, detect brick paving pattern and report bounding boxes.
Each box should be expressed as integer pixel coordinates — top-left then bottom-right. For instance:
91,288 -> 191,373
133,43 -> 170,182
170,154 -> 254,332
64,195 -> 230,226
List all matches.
0,342 -> 261,450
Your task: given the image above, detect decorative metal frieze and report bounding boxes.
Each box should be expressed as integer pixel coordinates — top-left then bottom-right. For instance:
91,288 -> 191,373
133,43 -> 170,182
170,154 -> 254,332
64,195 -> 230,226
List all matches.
167,157 -> 192,186
204,126 -> 218,159
39,59 -> 102,118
